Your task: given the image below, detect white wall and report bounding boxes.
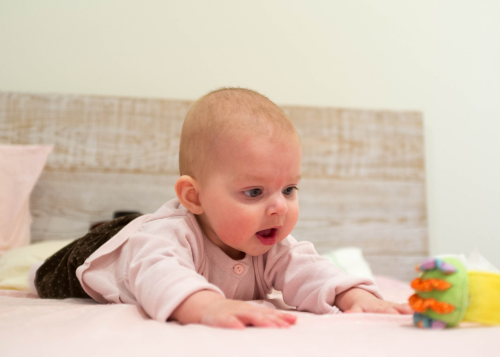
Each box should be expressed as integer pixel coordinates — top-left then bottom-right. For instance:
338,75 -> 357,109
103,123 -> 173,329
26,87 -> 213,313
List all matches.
1,1 -> 499,267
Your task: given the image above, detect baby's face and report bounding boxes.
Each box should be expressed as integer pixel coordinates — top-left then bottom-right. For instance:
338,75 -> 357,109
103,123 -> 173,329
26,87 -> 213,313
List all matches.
196,127 -> 302,259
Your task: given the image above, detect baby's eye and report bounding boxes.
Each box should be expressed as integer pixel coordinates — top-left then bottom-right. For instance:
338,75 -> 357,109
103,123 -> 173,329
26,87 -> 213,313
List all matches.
283,186 -> 298,196
243,188 -> 263,198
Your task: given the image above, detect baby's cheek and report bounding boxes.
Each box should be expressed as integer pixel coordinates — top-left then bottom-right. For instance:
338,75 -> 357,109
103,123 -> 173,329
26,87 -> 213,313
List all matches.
287,203 -> 300,228
232,212 -> 259,236
213,208 -> 254,238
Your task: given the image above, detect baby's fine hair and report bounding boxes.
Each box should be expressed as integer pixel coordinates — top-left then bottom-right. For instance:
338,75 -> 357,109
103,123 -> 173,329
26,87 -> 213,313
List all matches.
178,87 -> 299,179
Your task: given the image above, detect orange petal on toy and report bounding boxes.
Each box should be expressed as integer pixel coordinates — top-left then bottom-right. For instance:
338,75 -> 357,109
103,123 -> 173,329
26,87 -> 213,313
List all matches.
411,278 -> 452,292
409,294 -> 426,312
409,294 -> 455,314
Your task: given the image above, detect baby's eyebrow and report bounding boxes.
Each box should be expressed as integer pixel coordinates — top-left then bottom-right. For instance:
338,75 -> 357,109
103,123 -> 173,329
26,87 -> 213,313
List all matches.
233,174 -> 302,183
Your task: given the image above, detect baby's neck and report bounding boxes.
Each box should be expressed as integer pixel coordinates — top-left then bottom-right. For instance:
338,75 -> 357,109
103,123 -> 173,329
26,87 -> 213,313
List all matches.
229,251 -> 246,261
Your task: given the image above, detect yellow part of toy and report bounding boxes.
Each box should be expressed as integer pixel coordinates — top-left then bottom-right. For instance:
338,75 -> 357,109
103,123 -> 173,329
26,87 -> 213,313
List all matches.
464,271 -> 500,325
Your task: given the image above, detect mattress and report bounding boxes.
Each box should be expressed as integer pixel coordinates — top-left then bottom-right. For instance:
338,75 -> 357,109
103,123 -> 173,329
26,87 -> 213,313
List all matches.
1,277 -> 497,357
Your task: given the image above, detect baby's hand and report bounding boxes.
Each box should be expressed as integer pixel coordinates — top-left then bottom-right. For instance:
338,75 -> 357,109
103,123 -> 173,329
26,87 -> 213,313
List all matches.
200,299 -> 297,329
170,290 -> 297,329
335,288 -> 412,315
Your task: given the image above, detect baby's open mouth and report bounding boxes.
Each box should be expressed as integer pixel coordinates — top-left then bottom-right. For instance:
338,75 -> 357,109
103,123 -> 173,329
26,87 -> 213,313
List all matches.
256,228 -> 277,245
256,228 -> 277,238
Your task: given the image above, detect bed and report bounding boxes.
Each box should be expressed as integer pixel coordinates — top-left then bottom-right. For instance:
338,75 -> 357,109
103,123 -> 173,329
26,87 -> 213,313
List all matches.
0,91 -> 497,356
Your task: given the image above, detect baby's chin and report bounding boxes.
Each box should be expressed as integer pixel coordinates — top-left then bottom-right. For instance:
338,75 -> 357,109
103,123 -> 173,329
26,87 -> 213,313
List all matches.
237,243 -> 273,257
245,234 -> 287,256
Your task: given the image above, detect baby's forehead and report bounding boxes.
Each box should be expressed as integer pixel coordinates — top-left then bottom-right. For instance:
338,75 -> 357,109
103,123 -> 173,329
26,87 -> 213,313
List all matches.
213,123 -> 300,159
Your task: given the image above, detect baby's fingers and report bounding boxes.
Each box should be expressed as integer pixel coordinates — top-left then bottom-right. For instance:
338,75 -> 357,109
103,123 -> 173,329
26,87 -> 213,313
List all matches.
343,305 -> 364,313
393,303 -> 413,315
278,311 -> 298,325
381,307 -> 400,315
238,310 -> 293,328
243,313 -> 283,328
223,316 -> 246,329
264,310 -> 297,327
376,303 -> 412,315
267,313 -> 295,328
202,314 -> 245,329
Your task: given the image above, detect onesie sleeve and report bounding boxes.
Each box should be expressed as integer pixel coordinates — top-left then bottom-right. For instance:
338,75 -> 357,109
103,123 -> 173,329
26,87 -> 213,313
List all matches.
78,215 -> 225,323
262,236 -> 382,314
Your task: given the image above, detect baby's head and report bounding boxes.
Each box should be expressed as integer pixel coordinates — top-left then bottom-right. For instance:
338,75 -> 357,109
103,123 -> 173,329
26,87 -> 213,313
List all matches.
175,88 -> 302,259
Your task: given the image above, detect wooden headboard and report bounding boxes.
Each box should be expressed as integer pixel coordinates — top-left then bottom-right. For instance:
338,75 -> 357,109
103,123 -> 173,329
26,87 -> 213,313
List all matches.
0,91 -> 428,281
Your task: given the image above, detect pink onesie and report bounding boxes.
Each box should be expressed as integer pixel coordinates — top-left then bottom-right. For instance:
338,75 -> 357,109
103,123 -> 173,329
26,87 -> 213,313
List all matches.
76,199 -> 381,322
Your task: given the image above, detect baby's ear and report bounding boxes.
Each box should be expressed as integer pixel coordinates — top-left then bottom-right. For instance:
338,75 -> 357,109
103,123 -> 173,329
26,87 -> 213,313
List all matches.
174,175 -> 203,215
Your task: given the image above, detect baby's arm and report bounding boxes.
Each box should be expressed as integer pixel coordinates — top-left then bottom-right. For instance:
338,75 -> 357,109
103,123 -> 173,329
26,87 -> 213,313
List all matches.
170,290 -> 297,329
335,287 -> 412,314
263,236 -> 412,315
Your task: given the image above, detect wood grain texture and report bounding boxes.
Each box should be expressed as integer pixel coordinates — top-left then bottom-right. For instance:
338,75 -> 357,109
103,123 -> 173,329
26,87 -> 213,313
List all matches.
293,179 -> 427,256
29,171 -> 178,241
283,106 -> 424,181
365,255 -> 426,282
0,92 -> 190,174
0,91 -> 428,281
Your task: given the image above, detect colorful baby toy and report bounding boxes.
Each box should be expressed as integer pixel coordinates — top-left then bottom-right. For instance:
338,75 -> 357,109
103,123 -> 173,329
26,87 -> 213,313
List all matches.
409,257 -> 500,329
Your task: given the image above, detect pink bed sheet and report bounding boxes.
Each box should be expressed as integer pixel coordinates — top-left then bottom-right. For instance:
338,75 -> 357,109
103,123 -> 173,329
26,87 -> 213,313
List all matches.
1,277 -> 497,357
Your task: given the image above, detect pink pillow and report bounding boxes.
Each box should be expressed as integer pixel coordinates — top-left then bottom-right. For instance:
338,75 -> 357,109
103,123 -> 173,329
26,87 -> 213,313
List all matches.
0,145 -> 53,256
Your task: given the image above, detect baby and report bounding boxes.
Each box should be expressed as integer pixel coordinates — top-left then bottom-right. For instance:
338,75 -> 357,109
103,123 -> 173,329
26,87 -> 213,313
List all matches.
35,88 -> 411,328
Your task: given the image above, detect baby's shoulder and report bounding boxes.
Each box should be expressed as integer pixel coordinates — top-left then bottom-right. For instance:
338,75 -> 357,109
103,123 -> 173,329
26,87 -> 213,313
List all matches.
132,198 -> 203,244
147,198 -> 190,221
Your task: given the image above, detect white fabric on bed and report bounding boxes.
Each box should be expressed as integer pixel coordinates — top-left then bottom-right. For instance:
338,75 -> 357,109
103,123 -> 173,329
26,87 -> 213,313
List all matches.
0,240 -> 72,291
1,277 -> 497,357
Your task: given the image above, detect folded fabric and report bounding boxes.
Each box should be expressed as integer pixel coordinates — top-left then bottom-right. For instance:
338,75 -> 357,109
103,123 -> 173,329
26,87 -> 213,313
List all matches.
321,247 -> 375,281
0,240 -> 72,291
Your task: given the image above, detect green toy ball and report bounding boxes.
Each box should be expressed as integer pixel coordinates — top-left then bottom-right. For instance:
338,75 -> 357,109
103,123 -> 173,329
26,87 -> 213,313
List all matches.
409,257 -> 469,329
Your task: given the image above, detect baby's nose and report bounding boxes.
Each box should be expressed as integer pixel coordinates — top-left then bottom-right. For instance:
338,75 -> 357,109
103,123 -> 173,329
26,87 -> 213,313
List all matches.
267,194 -> 288,216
